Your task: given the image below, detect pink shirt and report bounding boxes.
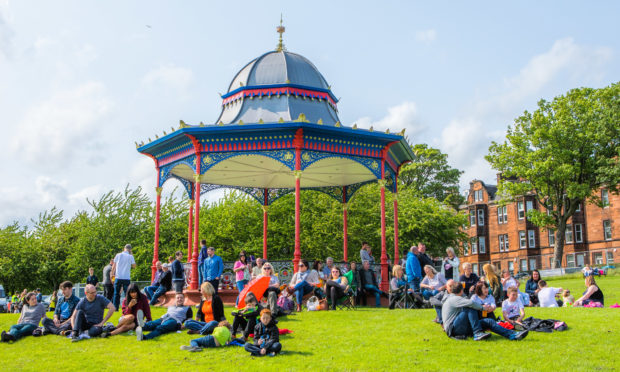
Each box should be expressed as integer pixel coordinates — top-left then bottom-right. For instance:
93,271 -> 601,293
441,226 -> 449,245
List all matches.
234,261 -> 248,281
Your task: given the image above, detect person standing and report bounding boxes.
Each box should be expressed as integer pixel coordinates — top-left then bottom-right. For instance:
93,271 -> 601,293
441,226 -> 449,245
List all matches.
86,267 -> 99,286
441,247 -> 460,281
171,251 -> 186,293
251,258 -> 264,280
102,259 -> 114,301
323,257 -> 334,279
406,246 -> 422,292
233,251 -> 250,293
197,240 -> 209,285
35,289 -> 43,304
360,242 -> 375,264
112,244 -> 136,310
416,243 -> 433,268
203,247 -> 223,295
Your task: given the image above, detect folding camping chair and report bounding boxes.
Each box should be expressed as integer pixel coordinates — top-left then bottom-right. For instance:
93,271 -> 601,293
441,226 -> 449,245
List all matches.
389,284 -> 417,309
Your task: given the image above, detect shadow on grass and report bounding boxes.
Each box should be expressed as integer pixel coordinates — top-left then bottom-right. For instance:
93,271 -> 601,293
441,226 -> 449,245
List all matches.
280,350 -> 313,356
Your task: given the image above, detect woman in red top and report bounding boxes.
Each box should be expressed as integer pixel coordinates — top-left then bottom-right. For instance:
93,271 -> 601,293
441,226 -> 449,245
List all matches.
110,283 -> 152,335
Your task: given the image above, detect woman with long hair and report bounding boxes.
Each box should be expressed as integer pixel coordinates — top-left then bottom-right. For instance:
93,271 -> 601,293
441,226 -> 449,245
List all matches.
184,281 -> 226,335
482,263 -> 502,305
110,283 -> 152,336
233,251 -> 250,293
441,247 -> 460,281
574,275 -> 605,306
525,270 -> 542,306
1,292 -> 46,342
324,267 -> 349,310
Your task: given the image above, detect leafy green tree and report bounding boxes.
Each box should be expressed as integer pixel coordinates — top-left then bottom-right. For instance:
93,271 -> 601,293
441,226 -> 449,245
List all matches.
486,83 -> 620,268
398,144 -> 464,208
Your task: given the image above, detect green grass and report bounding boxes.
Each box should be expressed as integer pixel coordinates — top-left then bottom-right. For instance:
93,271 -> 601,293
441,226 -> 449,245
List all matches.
1,276 -> 619,371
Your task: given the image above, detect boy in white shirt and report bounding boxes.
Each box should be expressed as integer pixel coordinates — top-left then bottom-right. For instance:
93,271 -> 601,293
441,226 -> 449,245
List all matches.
537,280 -> 563,307
502,287 -> 525,326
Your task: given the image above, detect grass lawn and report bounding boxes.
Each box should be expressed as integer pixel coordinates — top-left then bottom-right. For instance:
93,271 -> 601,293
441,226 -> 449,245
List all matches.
1,275 -> 619,371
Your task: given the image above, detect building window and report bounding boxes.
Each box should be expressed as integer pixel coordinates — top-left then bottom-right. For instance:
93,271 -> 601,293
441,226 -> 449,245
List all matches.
502,206 -> 508,223
526,200 -> 534,212
574,224 -> 583,243
477,209 -> 485,226
508,261 -> 514,273
518,201 -> 525,219
602,189 -> 609,207
575,202 -> 581,212
471,238 -> 478,254
528,230 -> 536,248
498,235 -> 504,252
548,257 -> 554,268
520,259 -> 527,272
463,242 -> 469,256
472,263 -> 479,275
529,258 -> 536,270
607,251 -> 615,264
473,190 -> 483,202
470,210 -> 476,226
548,229 -> 555,247
593,252 -> 604,265
504,234 -> 509,251
566,254 -> 575,268
497,206 -> 507,224
479,237 -> 486,254
565,225 -> 573,244
519,231 -> 526,249
603,220 -> 612,240
497,207 -> 502,224
494,261 -> 501,270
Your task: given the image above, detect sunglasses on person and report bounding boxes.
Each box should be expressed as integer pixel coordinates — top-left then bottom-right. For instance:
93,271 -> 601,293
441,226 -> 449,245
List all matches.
264,267 -> 272,270
298,264 -> 305,267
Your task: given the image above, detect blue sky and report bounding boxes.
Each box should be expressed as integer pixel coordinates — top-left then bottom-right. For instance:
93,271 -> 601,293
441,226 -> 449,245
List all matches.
1,1 -> 618,225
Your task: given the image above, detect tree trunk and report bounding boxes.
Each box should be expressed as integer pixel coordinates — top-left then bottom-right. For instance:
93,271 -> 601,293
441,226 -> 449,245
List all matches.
552,220 -> 567,269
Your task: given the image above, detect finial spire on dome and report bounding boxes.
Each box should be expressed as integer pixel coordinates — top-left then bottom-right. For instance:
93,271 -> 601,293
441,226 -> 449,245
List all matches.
276,14 -> 286,52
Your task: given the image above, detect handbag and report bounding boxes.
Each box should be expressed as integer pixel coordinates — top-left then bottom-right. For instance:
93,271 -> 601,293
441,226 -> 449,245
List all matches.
318,298 -> 328,311
306,296 -> 319,311
243,268 -> 251,281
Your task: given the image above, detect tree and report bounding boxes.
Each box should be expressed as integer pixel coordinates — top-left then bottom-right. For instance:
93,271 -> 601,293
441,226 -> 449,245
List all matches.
399,144 -> 464,208
486,83 -> 620,268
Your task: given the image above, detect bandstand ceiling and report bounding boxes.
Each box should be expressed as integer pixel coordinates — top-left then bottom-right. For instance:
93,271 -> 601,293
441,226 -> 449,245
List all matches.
170,155 -> 375,189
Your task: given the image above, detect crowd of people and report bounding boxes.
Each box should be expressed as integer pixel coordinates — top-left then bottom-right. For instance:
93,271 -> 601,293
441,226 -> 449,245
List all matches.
0,240 -> 608,347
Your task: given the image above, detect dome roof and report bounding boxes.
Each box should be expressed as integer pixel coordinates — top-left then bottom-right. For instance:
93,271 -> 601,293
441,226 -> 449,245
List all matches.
216,50 -> 341,126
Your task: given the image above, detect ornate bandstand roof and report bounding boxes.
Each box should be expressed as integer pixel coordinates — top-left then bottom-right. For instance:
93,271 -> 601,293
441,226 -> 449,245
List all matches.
137,23 -> 414,205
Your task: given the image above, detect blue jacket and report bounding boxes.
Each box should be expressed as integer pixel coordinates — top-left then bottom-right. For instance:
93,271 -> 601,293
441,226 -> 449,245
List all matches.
203,254 -> 223,281
54,294 -> 80,321
198,246 -> 208,266
406,252 -> 422,281
171,259 -> 185,281
525,279 -> 539,295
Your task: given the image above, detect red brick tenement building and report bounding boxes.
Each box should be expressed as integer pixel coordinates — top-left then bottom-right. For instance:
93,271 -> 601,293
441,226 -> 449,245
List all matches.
459,178 -> 619,276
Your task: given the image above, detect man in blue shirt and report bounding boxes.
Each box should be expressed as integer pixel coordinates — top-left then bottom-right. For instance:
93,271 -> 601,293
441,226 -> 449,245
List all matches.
197,240 -> 209,285
42,281 -> 80,335
203,247 -> 223,295
70,284 -> 116,342
406,245 -> 422,292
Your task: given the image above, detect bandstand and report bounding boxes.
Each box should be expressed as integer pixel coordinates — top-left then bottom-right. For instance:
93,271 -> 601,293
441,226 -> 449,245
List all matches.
136,22 -> 414,294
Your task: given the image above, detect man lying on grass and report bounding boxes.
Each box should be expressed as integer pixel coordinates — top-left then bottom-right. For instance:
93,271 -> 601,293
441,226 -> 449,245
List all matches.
136,292 -> 192,341
442,280 -> 528,341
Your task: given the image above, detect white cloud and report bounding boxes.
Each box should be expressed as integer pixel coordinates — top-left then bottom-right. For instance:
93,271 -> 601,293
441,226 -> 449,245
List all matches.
439,38 -> 613,189
142,64 -> 194,96
415,29 -> 437,44
0,1 -> 13,60
354,101 -> 425,137
11,81 -> 113,170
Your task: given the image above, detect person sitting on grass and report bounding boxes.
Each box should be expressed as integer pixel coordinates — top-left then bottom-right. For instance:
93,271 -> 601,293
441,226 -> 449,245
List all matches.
146,263 -> 172,306
110,283 -> 152,336
136,292 -> 192,341
324,266 -> 349,310
180,320 -> 233,352
482,264 -> 502,305
183,281 -> 225,335
70,284 -> 116,342
231,292 -> 262,341
288,259 -> 320,312
501,269 -> 519,300
420,265 -> 447,300
42,281 -> 80,336
525,270 -> 542,306
359,260 -> 386,308
574,275 -> 604,306
1,292 -> 47,342
470,282 -> 497,320
502,287 -> 525,327
441,281 -> 528,341
562,289 -> 575,307
244,309 -> 282,357
459,262 -> 479,297
536,280 -> 563,308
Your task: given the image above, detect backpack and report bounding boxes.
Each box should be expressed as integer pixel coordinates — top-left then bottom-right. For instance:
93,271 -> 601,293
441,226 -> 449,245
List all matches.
277,295 -> 294,312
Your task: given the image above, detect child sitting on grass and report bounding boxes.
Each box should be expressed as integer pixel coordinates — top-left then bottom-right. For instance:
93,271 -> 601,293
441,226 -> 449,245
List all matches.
232,292 -> 262,341
562,289 -> 575,307
180,320 -> 232,352
502,287 -> 525,328
244,309 -> 281,357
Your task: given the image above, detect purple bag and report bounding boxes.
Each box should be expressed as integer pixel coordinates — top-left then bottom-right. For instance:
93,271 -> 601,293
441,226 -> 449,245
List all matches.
277,295 -> 294,311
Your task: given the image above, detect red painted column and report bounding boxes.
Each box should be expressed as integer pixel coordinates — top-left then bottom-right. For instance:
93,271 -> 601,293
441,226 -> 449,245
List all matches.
342,186 -> 348,262
191,166 -> 201,290
293,150 -> 301,272
379,162 -> 389,292
263,189 -> 269,260
393,178 -> 399,266
152,185 -> 162,282
187,199 -> 194,262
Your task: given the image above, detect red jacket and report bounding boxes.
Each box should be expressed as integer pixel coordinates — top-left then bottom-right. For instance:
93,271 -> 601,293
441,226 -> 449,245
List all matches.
122,295 -> 152,322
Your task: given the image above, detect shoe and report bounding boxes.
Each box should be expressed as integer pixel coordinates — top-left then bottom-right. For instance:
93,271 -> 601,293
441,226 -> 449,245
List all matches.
187,329 -> 200,335
1,331 -> 6,342
512,330 -> 529,341
71,335 -> 81,342
180,345 -> 203,352
136,310 -> 145,328
474,332 -> 491,341
136,326 -> 143,341
432,318 -> 442,324
268,352 -> 277,357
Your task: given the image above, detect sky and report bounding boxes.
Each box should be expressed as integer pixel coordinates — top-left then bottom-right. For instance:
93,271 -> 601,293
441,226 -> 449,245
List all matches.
0,1 -> 618,226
